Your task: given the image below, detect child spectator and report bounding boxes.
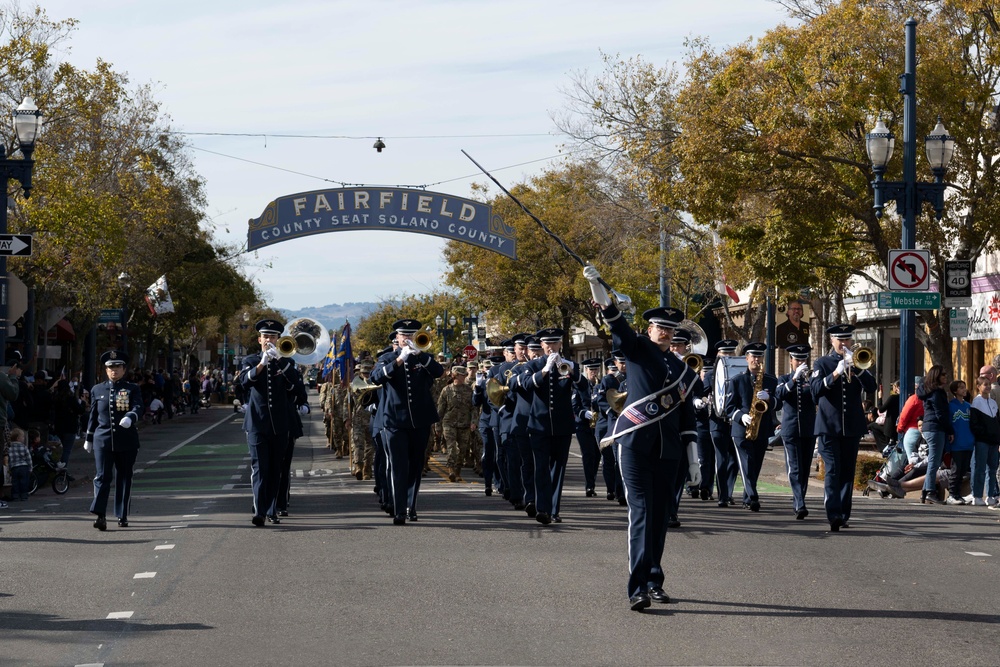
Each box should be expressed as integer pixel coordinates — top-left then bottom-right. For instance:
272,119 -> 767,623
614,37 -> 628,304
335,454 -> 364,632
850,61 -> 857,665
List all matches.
148,395 -> 165,424
6,427 -> 31,501
946,380 -> 975,504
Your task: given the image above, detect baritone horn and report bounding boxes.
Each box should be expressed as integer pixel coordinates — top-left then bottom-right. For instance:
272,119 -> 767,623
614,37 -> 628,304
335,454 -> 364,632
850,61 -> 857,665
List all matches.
683,354 -> 703,374
606,387 -> 627,415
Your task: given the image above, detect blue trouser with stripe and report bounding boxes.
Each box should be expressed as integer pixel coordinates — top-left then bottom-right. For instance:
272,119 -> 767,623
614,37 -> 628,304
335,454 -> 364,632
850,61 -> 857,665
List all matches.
383,425 -> 430,516
782,434 -> 814,512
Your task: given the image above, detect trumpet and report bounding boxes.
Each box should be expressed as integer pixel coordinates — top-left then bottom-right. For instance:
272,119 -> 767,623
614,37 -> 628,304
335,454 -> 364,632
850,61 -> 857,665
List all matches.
411,330 -> 433,352
276,336 -> 297,358
846,345 -> 875,383
556,358 -> 573,376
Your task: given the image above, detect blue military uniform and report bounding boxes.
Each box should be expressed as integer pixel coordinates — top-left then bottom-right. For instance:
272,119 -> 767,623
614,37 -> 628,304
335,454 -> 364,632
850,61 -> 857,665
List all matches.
723,343 -> 779,511
369,319 -> 444,524
276,366 -> 309,516
809,325 -> 877,531
472,358 -> 499,497
371,339 -> 395,514
600,304 -> 697,607
595,355 -> 626,502
572,358 -> 603,497
510,336 -> 537,513
691,359 -> 715,500
492,338 -> 527,507
511,327 -> 581,523
774,344 -> 817,519
86,350 -> 143,529
237,319 -> 298,526
708,339 -> 741,506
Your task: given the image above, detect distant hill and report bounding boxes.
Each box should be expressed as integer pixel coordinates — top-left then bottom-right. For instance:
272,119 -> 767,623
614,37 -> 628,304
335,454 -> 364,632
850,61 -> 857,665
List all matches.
278,302 -> 381,331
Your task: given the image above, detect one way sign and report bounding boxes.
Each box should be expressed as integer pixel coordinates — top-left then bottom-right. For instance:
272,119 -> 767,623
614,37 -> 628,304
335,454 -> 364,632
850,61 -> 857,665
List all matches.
0,234 -> 32,256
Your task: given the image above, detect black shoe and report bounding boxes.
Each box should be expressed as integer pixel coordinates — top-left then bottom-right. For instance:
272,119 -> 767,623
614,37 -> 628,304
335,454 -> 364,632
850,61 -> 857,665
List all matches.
629,592 -> 652,612
617,497 -> 628,506
513,502 -> 526,511
552,515 -> 562,523
830,517 -> 843,532
525,502 -> 537,518
93,515 -> 107,531
485,487 -> 492,497
535,512 -> 551,525
718,500 -> 729,507
749,500 -> 761,512
251,515 -> 265,527
742,502 -> 751,510
700,487 -> 710,501
667,517 -> 681,528
586,488 -> 596,497
648,586 -> 670,604
267,515 -> 280,524
728,499 -> 736,506
393,515 -> 406,525
278,510 -> 289,517
606,491 -> 616,500
502,491 -> 511,501
117,518 -> 128,528
688,486 -> 698,499
406,508 -> 418,522
795,508 -> 808,520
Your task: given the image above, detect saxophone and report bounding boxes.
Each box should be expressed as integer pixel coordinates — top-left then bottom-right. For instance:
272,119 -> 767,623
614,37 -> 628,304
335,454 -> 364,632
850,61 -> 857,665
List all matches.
745,369 -> 767,440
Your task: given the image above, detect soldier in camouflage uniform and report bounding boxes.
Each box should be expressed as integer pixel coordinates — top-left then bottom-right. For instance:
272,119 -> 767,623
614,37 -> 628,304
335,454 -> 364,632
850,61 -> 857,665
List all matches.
436,365 -> 477,482
319,377 -> 334,446
466,360 -> 484,475
423,359 -> 452,472
349,359 -> 377,480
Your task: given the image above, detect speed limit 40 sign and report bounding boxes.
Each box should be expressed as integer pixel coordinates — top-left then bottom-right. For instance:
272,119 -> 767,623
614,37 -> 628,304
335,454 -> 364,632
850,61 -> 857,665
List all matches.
944,260 -> 972,307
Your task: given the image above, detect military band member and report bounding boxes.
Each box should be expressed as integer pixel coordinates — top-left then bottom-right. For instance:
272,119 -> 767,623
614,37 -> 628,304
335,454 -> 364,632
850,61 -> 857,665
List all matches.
810,324 -> 875,531
511,327 -> 581,524
275,365 -> 310,518
585,265 -> 700,612
371,338 -> 397,515
724,343 -> 778,511
509,335 -> 536,514
572,358 -> 604,497
84,350 -> 144,530
238,319 -> 298,527
691,357 -> 715,501
465,360 -> 484,476
350,359 -> 377,480
437,364 -> 477,482
473,356 -> 500,496
709,339 -> 740,506
595,354 -> 626,503
774,343 -> 816,519
667,328 -> 703,526
492,337 -> 524,506
370,319 -> 445,525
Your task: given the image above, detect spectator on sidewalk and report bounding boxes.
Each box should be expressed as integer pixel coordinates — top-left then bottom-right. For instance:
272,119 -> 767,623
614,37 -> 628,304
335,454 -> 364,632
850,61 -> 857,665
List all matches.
148,394 -> 165,424
917,366 -> 954,504
969,375 -> 1000,508
52,379 -> 84,476
5,427 -> 31,501
946,380 -> 974,505
897,380 -> 925,464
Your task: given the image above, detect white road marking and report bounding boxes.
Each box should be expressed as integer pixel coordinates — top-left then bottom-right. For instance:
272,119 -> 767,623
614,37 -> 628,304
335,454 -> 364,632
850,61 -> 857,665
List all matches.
222,484 -> 235,490
157,413 -> 235,459
154,544 -> 175,550
899,530 -> 922,536
231,474 -> 242,480
966,551 -> 992,557
20,509 -> 36,512
238,464 -> 247,469
182,514 -> 199,518
74,663 -> 105,666
106,611 -> 133,619
133,572 -> 156,579
170,524 -> 187,529
134,469 -> 145,474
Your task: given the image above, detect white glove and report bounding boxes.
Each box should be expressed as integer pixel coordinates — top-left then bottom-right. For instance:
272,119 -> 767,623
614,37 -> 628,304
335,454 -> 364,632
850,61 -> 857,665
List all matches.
583,265 -> 611,308
686,442 -> 702,487
119,416 -> 132,428
543,353 -> 559,373
399,345 -> 415,361
475,374 -> 486,387
298,404 -> 310,415
843,349 -> 854,366
565,360 -> 575,372
835,360 -> 846,376
264,344 -> 280,361
741,413 -> 752,427
693,397 -> 705,410
584,410 -> 594,420
756,390 -> 769,401
793,364 -> 808,380
84,440 -> 93,454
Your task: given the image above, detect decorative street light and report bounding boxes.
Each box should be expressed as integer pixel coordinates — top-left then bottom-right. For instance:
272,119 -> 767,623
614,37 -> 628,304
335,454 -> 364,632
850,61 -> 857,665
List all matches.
866,18 -> 956,406
0,97 -> 42,358
462,313 -> 479,347
117,271 -> 131,360
435,312 -> 456,359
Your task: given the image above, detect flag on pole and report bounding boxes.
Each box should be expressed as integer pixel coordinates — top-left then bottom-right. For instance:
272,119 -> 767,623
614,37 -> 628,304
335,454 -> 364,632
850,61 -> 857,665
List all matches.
144,275 -> 175,316
321,333 -> 337,380
334,322 -> 353,386
711,232 -> 740,303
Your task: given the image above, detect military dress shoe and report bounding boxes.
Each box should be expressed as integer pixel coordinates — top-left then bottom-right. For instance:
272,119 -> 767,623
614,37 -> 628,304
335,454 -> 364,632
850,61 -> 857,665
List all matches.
667,517 -> 681,529
535,512 -> 551,525
117,518 -> 128,528
830,517 -> 844,532
629,592 -> 652,612
648,586 -> 670,604
795,508 -> 809,520
513,502 -> 526,511
393,514 -> 406,526
251,515 -> 265,527
617,497 -> 628,507
688,486 -> 699,499
278,510 -> 289,517
586,488 -> 596,497
700,487 -> 710,501
552,515 -> 562,523
267,515 -> 280,524
525,502 -> 537,518
485,486 -> 492,497
718,500 -> 729,507
749,500 -> 761,512
406,508 -> 418,522
93,515 -> 107,531
355,470 -> 363,481
606,491 -> 616,501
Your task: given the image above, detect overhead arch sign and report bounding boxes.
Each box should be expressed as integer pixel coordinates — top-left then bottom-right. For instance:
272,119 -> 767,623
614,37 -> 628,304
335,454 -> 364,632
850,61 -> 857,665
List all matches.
247,187 -> 516,258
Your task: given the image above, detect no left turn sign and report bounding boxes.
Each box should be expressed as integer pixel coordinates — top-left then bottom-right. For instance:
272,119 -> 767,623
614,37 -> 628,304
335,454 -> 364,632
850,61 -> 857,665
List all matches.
888,249 -> 930,290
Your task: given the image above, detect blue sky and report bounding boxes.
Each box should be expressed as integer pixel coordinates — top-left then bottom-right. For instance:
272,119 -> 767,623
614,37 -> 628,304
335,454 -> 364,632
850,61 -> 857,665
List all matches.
37,0 -> 792,310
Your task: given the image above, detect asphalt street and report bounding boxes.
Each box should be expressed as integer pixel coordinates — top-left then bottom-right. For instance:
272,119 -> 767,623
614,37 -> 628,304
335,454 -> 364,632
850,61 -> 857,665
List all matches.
4,395 -> 999,667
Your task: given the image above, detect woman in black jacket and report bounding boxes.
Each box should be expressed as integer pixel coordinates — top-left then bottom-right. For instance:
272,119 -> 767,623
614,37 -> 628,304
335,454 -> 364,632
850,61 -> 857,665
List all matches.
52,379 -> 85,469
916,366 -> 954,503
969,375 -> 1000,506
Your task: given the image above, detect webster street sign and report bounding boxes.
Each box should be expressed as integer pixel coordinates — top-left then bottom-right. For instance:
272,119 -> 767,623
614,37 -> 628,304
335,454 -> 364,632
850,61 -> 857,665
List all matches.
878,291 -> 941,310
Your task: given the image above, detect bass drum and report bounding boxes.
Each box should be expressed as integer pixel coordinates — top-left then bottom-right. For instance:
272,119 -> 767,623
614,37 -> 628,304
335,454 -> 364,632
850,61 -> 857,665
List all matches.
713,356 -> 748,419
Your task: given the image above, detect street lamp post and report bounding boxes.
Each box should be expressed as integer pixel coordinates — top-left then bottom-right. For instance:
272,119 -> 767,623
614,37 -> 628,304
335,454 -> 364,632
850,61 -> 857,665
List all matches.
866,18 -> 956,407
0,97 -> 42,358
435,312 -> 456,358
117,272 -> 131,361
463,313 -> 478,347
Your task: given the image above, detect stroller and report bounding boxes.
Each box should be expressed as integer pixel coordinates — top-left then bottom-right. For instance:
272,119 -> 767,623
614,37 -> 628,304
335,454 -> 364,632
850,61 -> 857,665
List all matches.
28,446 -> 70,496
864,445 -> 909,498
